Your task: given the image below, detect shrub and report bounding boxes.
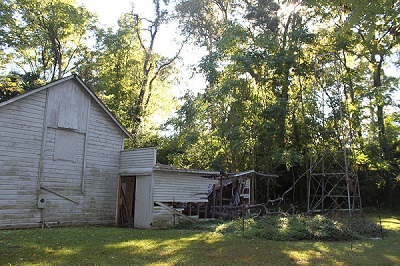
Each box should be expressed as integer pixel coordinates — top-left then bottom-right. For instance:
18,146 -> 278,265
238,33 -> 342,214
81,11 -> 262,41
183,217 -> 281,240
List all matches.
215,214 -> 382,241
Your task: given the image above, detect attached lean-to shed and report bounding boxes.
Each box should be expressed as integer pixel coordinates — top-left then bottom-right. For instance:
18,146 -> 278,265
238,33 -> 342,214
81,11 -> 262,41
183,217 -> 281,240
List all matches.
0,75 -> 131,229
119,148 -> 219,228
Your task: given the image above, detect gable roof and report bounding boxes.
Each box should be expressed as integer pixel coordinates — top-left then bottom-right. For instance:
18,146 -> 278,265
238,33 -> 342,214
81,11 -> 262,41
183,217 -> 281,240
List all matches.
0,74 -> 132,139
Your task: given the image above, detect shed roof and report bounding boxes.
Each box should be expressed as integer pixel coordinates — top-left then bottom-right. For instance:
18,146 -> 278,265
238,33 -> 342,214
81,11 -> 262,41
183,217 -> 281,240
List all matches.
0,74 -> 132,139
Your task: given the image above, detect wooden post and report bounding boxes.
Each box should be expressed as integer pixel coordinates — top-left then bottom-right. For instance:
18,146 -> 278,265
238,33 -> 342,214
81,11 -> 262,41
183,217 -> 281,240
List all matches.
251,176 -> 255,204
212,184 -> 216,218
173,197 -> 176,227
81,98 -> 91,192
116,177 -> 121,226
242,204 -> 245,237
41,208 -> 45,229
219,175 -> 223,218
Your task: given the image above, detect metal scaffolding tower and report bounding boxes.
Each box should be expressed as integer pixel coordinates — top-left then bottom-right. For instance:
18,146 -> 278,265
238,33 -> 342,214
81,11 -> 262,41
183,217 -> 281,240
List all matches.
307,53 -> 362,216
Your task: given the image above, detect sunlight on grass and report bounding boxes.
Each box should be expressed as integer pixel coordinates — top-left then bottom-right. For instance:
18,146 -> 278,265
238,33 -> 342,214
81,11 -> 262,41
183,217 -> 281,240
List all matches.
106,239 -> 159,251
283,242 -> 336,265
350,242 -> 375,253
106,232 -> 214,250
384,254 -> 400,264
103,233 -> 217,265
381,217 -> 400,230
284,249 -> 325,265
43,246 -> 78,255
198,232 -> 224,244
312,242 -> 330,253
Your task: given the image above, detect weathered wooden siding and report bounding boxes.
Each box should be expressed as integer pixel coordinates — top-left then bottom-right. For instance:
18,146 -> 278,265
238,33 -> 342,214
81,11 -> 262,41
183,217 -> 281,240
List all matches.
40,80 -> 124,225
151,206 -> 187,227
82,98 -> 124,224
152,171 -> 216,227
118,148 -> 156,228
119,148 -> 156,175
153,170 -> 214,203
134,175 -> 153,228
0,78 -> 126,228
0,90 -> 47,228
41,128 -> 86,190
119,148 -> 217,227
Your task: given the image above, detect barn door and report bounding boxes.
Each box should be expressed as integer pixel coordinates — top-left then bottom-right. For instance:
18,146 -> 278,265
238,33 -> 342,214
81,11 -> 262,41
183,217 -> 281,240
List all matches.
117,176 -> 136,227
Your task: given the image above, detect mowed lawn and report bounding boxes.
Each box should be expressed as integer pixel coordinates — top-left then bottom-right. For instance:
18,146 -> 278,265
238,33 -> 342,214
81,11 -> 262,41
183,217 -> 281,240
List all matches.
1,213 -> 399,266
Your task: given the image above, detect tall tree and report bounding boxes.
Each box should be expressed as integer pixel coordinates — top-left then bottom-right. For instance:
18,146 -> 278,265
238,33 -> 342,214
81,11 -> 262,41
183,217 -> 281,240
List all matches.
175,0 -> 234,51
165,0 -> 400,206
130,0 -> 184,141
84,14 -> 145,137
0,0 -> 96,81
80,1 -> 181,146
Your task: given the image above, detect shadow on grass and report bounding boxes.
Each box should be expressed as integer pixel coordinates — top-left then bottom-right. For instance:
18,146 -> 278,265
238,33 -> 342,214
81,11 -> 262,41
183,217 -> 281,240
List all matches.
1,217 -> 399,266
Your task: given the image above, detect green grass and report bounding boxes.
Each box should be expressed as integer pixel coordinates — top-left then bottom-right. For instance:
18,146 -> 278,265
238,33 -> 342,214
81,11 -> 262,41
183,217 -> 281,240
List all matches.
1,213 -> 399,265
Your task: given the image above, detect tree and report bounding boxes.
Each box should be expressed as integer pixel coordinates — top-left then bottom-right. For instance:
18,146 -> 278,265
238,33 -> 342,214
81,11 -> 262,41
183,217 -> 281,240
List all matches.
0,0 -> 96,81
310,0 -> 400,207
129,0 -> 184,141
175,0 -> 234,51
79,0 -> 181,146
165,0 -> 400,208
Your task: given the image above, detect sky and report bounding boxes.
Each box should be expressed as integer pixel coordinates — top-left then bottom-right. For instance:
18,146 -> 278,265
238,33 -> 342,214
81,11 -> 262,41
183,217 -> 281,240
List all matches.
77,0 -> 202,59
78,0 -> 148,26
77,0 -> 175,53
77,0 -> 207,95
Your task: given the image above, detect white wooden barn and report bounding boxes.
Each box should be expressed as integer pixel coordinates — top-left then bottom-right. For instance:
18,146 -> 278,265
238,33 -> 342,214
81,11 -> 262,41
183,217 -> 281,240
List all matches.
0,75 -> 220,229
0,75 -> 131,228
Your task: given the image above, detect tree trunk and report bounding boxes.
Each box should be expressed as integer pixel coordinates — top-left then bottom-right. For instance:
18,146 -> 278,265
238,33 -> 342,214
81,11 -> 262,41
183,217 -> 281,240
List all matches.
373,56 -> 392,207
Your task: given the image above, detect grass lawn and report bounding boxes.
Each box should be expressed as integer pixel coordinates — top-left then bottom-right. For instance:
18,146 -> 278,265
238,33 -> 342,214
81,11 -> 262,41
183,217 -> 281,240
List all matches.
0,213 -> 399,265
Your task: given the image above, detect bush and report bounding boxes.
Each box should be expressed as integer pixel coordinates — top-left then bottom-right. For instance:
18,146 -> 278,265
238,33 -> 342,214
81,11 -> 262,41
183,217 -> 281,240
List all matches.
215,214 -> 382,241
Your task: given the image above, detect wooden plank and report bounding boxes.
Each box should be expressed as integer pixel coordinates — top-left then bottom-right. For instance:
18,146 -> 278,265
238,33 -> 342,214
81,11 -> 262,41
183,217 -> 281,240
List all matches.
40,186 -> 79,204
154,201 -> 196,223
81,98 -> 91,192
120,148 -> 156,168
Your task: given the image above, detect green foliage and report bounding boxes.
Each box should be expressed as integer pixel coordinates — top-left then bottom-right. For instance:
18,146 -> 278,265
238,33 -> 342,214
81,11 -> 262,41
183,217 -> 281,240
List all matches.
176,218 -> 225,230
79,2 -> 179,144
0,0 -> 97,81
216,215 -> 383,241
165,0 -> 400,209
0,72 -> 45,103
84,14 -> 145,135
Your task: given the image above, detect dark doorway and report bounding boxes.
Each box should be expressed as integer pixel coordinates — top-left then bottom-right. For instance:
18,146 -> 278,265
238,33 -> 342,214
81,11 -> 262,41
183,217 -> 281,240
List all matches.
117,176 -> 136,227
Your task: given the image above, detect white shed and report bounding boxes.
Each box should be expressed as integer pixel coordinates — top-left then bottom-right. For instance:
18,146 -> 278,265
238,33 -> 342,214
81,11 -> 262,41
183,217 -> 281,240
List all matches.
119,148 -> 219,228
0,75 -> 131,228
